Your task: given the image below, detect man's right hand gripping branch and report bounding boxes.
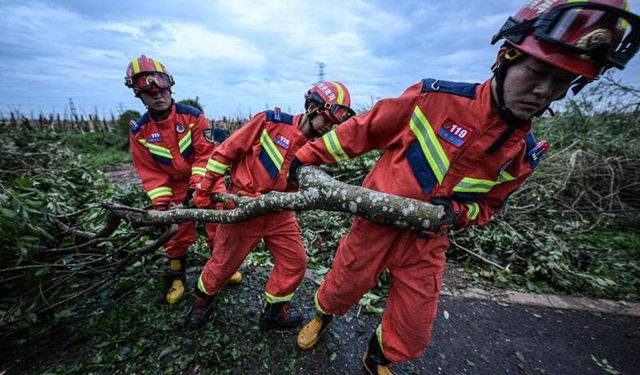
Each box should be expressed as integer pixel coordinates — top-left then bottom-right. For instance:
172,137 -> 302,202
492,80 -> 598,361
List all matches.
193,172 -> 222,209
193,172 -> 237,210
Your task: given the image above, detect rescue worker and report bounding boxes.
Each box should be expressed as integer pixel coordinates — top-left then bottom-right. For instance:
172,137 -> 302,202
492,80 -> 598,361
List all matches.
188,82 -> 356,329
289,1 -> 640,373
125,55 -> 242,305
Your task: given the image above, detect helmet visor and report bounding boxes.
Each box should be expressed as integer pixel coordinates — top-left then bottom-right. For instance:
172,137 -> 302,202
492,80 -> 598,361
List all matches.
129,72 -> 173,91
534,3 -> 640,69
326,103 -> 356,124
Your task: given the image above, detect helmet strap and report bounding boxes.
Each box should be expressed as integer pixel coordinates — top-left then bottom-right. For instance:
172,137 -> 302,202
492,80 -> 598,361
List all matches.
487,46 -> 528,154
303,108 -> 326,138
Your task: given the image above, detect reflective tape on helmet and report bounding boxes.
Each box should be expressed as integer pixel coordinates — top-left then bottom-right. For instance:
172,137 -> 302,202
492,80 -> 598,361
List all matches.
322,129 -> 349,163
409,106 -> 450,184
332,81 -> 345,105
148,186 -> 172,200
466,202 -> 480,220
151,58 -> 163,73
131,58 -> 141,74
206,158 -> 230,175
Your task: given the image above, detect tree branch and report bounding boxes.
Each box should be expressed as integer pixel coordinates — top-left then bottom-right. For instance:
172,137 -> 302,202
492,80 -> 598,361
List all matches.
105,166 -> 444,232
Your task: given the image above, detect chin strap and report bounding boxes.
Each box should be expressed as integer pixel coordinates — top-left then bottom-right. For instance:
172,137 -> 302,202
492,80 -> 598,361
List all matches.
303,107 -> 326,138
487,46 -> 528,155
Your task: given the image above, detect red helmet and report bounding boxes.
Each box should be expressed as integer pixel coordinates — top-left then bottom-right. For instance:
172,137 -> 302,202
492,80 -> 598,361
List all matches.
305,81 -> 356,124
124,55 -> 175,94
492,0 -> 640,79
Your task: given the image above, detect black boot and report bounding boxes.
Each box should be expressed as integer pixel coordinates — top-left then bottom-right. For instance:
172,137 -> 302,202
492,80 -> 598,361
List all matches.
362,332 -> 405,375
188,287 -> 215,329
259,301 -> 303,330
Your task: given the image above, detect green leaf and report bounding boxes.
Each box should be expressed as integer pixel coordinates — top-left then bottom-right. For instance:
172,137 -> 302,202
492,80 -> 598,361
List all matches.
0,208 -> 17,219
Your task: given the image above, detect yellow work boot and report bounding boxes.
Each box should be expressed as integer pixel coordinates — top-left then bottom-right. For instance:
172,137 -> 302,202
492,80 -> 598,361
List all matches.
296,312 -> 334,350
166,278 -> 186,304
362,332 -> 406,375
165,255 -> 187,304
227,271 -> 243,285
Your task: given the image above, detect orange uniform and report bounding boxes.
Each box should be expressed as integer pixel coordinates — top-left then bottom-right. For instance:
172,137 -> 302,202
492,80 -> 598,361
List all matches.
197,110 -> 310,303
129,103 -> 224,257
295,78 -> 547,362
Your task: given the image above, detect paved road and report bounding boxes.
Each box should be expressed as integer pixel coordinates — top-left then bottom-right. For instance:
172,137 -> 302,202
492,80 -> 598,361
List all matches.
228,268 -> 640,375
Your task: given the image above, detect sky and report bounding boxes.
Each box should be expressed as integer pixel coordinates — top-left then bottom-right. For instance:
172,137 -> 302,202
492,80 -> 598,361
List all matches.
1,0 -> 639,119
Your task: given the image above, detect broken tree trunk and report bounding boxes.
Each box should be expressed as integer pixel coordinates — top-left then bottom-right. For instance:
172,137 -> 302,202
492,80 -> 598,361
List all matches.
106,166 -> 444,233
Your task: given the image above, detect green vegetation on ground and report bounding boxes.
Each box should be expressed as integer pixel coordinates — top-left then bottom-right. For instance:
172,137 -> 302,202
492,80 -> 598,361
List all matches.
0,79 -> 638,372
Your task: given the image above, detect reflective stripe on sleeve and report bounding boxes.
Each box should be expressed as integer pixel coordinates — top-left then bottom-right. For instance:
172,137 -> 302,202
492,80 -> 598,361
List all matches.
322,129 -> 349,163
191,166 -> 207,176
148,186 -> 172,200
206,158 -> 230,175
466,202 -> 480,220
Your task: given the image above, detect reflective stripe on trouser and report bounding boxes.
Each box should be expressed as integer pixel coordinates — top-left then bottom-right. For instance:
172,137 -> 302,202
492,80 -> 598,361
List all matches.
198,211 -> 307,297
315,216 -> 446,362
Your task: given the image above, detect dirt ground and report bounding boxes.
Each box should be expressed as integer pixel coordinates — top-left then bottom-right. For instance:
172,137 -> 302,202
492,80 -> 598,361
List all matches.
3,264 -> 638,374
207,266 -> 640,375
33,166 -> 632,374
102,163 -> 140,186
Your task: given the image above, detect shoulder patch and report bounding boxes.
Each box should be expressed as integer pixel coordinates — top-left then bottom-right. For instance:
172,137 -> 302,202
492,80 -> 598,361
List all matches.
175,103 -> 202,117
130,112 -> 150,134
421,78 -> 479,99
264,110 -> 294,125
524,132 -> 549,169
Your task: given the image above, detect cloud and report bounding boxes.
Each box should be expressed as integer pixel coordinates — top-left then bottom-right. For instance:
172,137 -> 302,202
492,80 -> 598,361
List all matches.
159,24 -> 267,66
1,0 -> 639,117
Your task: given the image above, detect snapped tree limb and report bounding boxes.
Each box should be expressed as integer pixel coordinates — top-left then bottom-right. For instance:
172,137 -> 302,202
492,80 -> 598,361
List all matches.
106,166 -> 444,232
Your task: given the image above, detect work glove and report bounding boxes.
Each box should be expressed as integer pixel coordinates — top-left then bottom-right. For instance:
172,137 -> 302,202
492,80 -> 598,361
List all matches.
193,173 -> 221,208
418,197 -> 457,238
287,157 -> 303,188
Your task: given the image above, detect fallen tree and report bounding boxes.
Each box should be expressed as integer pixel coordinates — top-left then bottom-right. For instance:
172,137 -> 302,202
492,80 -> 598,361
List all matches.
1,166 -> 443,328
88,166 -> 445,240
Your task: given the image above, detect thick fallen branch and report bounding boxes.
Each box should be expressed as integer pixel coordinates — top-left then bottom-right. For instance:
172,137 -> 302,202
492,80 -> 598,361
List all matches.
106,166 -> 444,232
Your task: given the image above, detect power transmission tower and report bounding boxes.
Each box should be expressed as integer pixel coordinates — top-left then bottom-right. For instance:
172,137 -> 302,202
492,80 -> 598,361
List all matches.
68,97 -> 78,121
315,61 -> 326,83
